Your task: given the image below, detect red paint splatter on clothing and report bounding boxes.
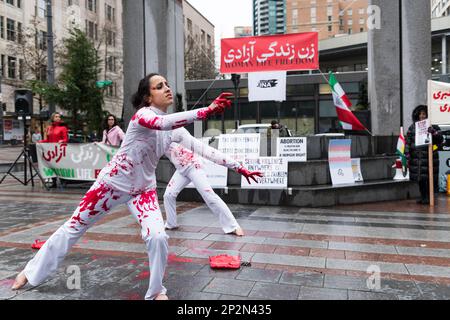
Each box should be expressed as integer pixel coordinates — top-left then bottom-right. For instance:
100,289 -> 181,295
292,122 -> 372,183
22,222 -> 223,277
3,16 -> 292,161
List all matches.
175,146 -> 195,167
197,107 -> 212,120
129,260 -> 138,265
135,270 -> 150,281
172,120 -> 188,129
132,190 -> 159,222
70,213 -> 87,227
138,116 -> 162,130
109,154 -> 134,178
79,183 -> 112,216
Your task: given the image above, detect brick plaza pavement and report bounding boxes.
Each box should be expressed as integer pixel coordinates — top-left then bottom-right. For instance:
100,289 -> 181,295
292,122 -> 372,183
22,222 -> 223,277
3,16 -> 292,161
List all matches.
0,176 -> 450,300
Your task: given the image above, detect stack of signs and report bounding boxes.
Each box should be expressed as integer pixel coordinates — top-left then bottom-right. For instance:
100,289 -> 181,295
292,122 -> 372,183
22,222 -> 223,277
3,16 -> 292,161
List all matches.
328,139 -> 355,185
241,157 -> 288,189
186,138 -> 228,188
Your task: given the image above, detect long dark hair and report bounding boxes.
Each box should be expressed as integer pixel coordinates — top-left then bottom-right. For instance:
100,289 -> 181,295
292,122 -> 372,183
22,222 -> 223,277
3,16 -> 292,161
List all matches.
131,73 -> 161,110
103,114 -> 119,131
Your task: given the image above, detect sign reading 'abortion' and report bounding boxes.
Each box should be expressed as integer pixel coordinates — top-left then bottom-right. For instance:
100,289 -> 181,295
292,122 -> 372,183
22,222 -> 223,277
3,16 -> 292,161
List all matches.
220,32 -> 319,73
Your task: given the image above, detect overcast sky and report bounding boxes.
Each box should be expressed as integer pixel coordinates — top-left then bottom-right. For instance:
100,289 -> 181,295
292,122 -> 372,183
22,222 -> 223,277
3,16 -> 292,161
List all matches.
186,0 -> 253,66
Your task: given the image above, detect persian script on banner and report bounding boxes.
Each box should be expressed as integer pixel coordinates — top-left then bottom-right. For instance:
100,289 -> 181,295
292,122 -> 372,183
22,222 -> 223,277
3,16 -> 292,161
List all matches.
220,32 -> 319,74
428,80 -> 450,125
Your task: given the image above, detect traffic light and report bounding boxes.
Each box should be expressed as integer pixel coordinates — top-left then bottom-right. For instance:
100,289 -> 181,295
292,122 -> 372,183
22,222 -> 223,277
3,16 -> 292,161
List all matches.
96,80 -> 113,88
14,89 -> 33,115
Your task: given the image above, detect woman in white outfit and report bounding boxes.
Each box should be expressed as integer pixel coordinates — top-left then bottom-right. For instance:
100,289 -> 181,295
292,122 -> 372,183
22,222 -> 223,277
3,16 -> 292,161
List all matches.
164,142 -> 261,236
11,73 -> 262,300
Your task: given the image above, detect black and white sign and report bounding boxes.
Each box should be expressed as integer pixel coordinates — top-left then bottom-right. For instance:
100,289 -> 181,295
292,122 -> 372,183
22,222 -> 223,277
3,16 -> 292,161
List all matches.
241,157 -> 288,189
276,137 -> 307,162
248,71 -> 286,102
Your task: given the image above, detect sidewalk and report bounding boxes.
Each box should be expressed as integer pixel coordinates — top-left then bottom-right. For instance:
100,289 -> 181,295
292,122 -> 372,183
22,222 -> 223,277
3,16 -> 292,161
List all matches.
0,178 -> 449,300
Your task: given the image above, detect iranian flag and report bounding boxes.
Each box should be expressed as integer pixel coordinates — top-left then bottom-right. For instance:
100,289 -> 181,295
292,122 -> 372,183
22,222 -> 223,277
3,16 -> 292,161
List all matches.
329,72 -> 367,131
396,127 -> 407,173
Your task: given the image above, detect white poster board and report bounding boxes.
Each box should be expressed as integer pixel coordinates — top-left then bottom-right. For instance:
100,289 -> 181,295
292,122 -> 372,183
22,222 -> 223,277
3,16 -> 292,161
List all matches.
276,137 -> 307,162
218,133 -> 260,163
248,71 -> 287,102
328,139 -> 355,185
3,119 -> 24,141
240,157 -> 288,189
186,138 -> 228,188
351,158 -> 364,182
428,80 -> 450,125
415,119 -> 431,147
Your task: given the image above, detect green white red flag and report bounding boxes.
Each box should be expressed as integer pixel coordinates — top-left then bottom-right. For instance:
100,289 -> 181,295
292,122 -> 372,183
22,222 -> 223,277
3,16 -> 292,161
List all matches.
396,126 -> 407,174
329,72 -> 367,131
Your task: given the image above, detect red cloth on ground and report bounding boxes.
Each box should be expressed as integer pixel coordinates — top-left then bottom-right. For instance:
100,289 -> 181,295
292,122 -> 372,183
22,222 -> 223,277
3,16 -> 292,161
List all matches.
209,254 -> 241,269
31,240 -> 46,250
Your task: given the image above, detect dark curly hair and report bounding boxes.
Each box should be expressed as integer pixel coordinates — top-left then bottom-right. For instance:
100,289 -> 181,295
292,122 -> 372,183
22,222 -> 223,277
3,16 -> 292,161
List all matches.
131,73 -> 161,110
103,114 -> 119,131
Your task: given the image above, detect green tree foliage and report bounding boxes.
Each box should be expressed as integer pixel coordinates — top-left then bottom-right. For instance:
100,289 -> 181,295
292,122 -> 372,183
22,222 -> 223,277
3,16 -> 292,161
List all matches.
32,29 -> 104,133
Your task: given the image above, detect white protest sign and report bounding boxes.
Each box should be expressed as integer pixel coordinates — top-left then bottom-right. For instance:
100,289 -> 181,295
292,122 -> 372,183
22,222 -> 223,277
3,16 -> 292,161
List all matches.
276,137 -> 307,162
186,138 -> 228,188
248,71 -> 287,102
428,80 -> 450,125
351,158 -> 364,182
240,157 -> 288,189
218,134 -> 260,163
415,119 -> 431,147
328,139 -> 355,185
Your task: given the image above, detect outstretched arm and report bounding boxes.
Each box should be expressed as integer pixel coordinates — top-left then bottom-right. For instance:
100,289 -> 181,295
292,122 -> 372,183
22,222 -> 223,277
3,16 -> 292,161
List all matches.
136,93 -> 233,131
171,128 -> 263,184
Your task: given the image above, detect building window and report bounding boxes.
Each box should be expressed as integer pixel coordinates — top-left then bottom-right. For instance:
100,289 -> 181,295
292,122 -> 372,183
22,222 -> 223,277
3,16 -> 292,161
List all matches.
359,18 -> 365,25
37,0 -> 46,18
17,22 -> 22,43
0,55 -> 5,77
19,59 -> 24,80
327,5 -> 333,16
347,9 -> 353,16
348,19 -> 353,25
348,28 -> 352,34
0,16 -> 4,39
6,18 -> 16,41
187,18 -> 192,34
8,56 -> 16,79
359,8 -> 365,15
6,0 -> 14,5
328,25 -> 332,32
36,30 -> 47,50
86,0 -> 97,12
360,27 -> 364,32
106,4 -> 114,22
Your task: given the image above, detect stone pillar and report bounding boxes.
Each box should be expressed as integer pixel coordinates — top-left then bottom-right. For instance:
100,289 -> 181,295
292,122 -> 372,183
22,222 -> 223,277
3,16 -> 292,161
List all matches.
122,0 -> 185,126
368,0 -> 401,136
368,0 -> 431,135
401,0 -> 431,130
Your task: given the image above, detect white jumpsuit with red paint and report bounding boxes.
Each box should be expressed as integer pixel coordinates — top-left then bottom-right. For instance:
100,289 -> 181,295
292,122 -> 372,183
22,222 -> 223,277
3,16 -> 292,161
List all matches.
164,141 -> 242,233
23,105 -> 217,300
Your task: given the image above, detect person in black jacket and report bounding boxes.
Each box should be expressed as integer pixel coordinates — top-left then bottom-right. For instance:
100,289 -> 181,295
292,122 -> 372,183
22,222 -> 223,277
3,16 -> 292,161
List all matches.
405,105 -> 444,204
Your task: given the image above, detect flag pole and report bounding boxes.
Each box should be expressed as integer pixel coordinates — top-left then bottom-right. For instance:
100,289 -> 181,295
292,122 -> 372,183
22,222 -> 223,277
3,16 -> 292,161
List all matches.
429,143 -> 435,207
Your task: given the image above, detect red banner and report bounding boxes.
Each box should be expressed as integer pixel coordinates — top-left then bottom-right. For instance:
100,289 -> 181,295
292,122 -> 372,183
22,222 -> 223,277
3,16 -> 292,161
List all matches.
220,32 -> 319,74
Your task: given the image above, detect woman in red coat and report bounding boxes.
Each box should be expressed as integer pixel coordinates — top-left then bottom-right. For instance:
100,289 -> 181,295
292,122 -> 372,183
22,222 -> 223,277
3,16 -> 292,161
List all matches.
40,112 -> 69,143
40,112 -> 69,187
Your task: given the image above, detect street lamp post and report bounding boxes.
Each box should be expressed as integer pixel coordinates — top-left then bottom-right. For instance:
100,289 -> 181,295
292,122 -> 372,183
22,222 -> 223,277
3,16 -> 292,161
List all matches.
46,0 -> 55,115
231,74 -> 241,130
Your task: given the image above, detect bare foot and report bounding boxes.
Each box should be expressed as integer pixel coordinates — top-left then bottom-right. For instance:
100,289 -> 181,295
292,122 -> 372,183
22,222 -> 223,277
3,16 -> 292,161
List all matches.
231,227 -> 244,237
155,294 -> 169,300
11,271 -> 28,290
